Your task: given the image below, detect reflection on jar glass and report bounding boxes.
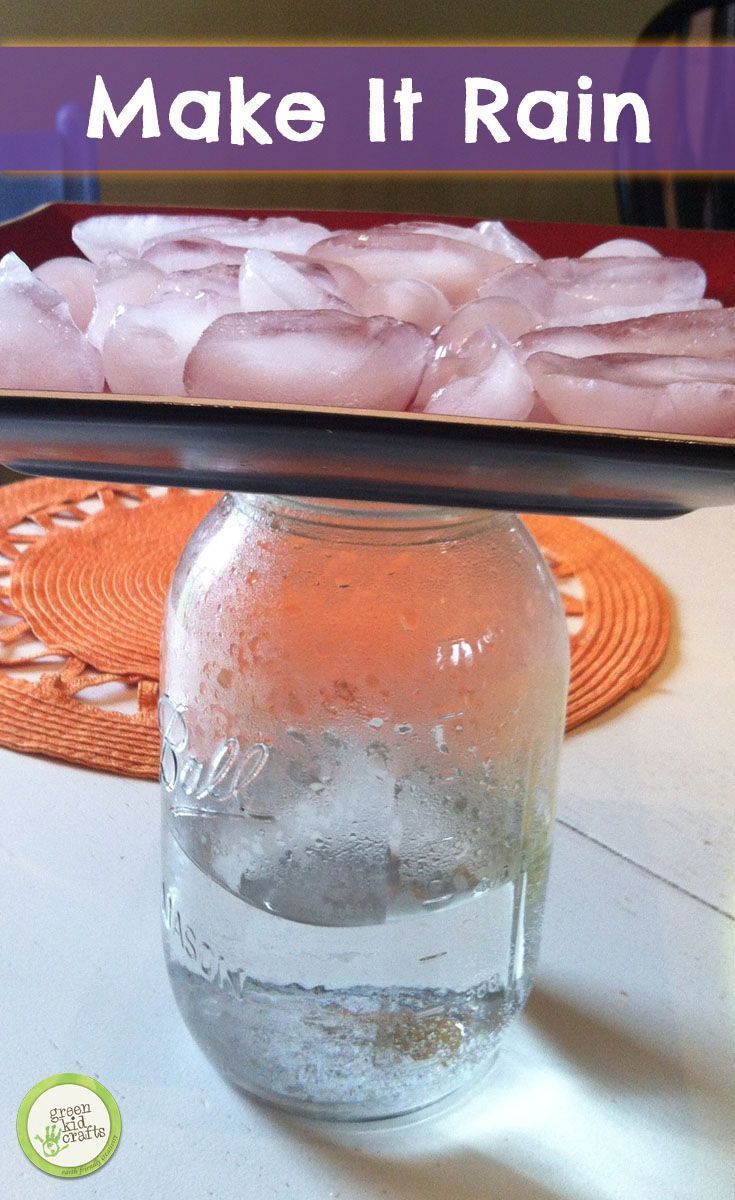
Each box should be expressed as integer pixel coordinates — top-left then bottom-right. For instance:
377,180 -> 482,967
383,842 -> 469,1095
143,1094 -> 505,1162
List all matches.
160,495 -> 569,1121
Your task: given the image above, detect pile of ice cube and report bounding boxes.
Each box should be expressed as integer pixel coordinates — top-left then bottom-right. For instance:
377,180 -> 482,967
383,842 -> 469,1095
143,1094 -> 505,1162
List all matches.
2,210 -> 734,436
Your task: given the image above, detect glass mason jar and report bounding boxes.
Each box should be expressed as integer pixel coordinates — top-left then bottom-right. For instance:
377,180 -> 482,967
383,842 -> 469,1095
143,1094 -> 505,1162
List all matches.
160,494 -> 569,1121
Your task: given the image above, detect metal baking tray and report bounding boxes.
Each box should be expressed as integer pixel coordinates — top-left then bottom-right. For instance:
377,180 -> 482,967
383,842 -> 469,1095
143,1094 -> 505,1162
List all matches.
0,201 -> 733,518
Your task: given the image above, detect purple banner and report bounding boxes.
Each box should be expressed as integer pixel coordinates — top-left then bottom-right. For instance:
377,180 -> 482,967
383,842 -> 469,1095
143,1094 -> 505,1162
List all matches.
0,45 -> 734,172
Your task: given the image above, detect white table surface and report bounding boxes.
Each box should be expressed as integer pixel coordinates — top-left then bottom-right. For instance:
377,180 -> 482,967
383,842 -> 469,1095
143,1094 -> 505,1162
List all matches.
1,506 -> 734,1200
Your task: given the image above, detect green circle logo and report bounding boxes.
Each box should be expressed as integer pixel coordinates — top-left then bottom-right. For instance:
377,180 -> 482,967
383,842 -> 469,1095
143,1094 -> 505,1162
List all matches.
17,1074 -> 121,1178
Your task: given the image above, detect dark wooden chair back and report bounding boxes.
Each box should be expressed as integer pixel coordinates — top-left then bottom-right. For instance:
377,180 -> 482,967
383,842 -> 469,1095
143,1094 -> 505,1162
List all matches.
617,0 -> 735,228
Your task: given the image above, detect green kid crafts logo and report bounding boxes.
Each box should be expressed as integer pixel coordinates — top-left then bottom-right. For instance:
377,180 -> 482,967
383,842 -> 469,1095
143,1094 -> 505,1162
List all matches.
17,1074 -> 121,1178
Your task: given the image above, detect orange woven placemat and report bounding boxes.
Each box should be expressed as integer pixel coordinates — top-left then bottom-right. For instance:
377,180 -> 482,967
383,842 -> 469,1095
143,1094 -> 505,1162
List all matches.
0,477 -> 670,780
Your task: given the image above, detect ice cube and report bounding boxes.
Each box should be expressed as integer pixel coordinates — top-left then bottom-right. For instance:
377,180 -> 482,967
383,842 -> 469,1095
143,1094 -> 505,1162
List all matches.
582,238 -> 662,259
140,218 -> 333,272
72,212 -> 330,263
0,253 -> 103,392
354,278 -> 452,333
73,213 -> 222,263
0,252 -> 32,283
387,218 -> 534,262
153,263 -> 241,302
33,256 -> 96,330
179,216 -> 331,255
480,256 -> 707,327
386,219 -> 482,243
102,292 -> 238,396
413,326 -> 535,420
140,237 -> 247,273
526,394 -> 559,424
518,307 -> 735,362
184,309 -> 431,410
313,260 -> 368,308
373,217 -> 539,267
472,220 -> 542,263
86,255 -> 164,351
526,351 -> 735,435
438,296 -> 538,348
308,228 -> 511,306
238,249 -> 355,312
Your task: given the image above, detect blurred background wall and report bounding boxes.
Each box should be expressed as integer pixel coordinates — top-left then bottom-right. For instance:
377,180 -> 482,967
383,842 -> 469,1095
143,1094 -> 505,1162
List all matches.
5,0 -> 665,224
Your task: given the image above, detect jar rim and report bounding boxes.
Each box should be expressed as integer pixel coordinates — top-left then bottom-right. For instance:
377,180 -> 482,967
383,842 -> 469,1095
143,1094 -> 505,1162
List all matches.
230,493 -> 513,536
